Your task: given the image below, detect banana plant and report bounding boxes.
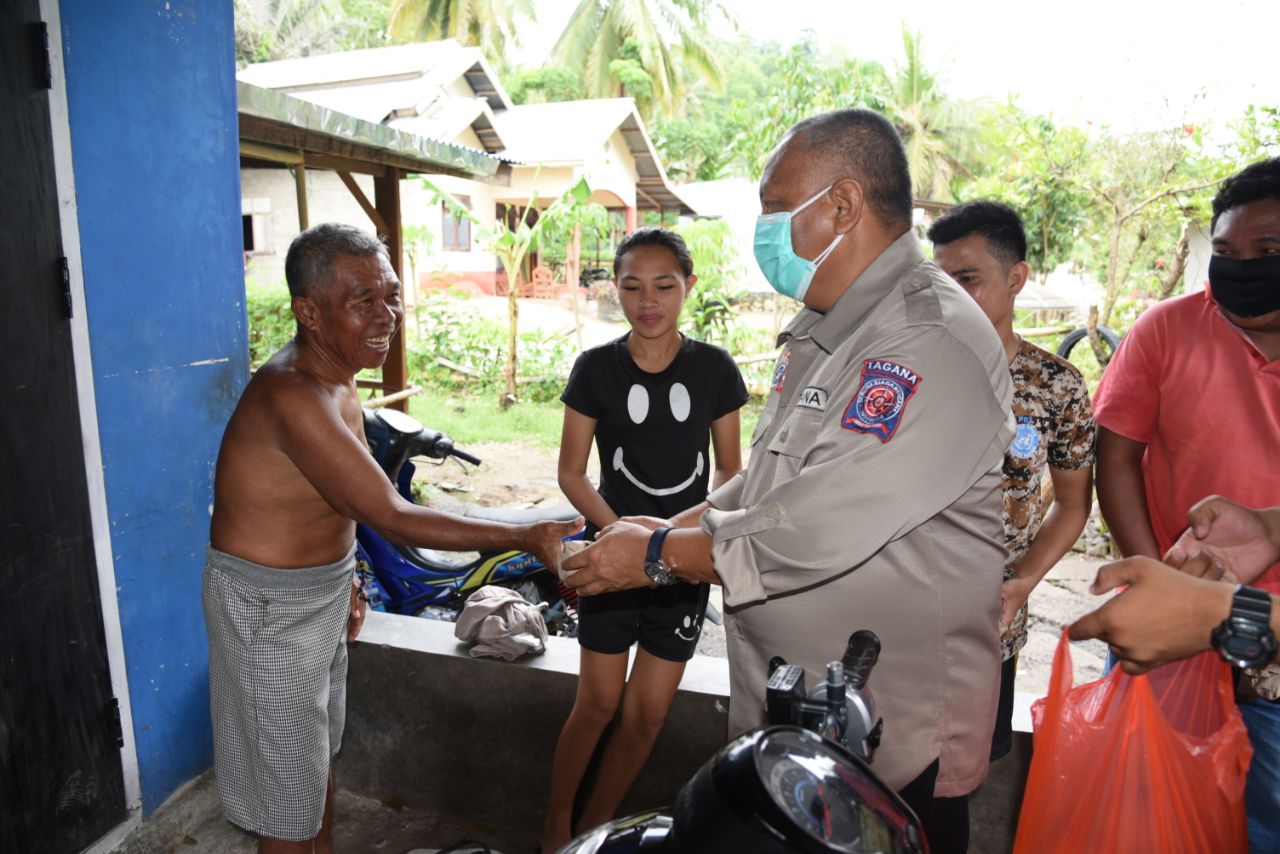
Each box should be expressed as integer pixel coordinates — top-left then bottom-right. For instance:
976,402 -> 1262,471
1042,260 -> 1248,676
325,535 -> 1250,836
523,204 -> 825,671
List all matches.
423,175 -> 591,406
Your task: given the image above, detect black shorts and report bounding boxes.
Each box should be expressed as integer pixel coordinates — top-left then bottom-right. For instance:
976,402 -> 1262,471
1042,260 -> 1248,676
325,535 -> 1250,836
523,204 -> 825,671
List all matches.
990,654 -> 1017,761
577,581 -> 710,662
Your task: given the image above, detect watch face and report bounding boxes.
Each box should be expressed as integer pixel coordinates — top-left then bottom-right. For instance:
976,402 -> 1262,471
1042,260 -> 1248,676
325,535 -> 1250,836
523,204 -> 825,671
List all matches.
1226,637 -> 1266,665
645,560 -> 674,586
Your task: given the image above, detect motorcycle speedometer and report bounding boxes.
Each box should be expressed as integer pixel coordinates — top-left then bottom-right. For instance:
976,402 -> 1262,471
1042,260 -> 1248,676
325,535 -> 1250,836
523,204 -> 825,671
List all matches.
668,726 -> 926,854
756,729 -> 897,853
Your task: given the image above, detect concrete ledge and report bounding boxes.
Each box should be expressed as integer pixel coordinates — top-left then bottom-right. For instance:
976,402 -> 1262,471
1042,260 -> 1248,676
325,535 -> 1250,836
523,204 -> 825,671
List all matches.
337,612 -> 730,832
1012,690 -> 1038,734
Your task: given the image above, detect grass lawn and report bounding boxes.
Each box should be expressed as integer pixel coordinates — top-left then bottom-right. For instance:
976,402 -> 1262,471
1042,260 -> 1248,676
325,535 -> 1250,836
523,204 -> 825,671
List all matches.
404,386 -> 765,452
407,387 -> 565,450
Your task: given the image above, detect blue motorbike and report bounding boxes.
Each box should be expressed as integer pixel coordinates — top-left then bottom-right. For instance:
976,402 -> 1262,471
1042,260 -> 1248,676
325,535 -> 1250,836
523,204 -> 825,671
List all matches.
355,407 -> 582,636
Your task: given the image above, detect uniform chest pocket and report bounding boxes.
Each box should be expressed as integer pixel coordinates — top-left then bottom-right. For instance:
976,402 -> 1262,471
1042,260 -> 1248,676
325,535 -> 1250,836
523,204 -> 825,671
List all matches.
749,408 -> 775,448
765,408 -> 826,464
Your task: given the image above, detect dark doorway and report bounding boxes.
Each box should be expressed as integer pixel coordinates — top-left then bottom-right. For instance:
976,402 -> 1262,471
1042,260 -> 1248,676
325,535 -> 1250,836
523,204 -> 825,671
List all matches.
0,3 -> 129,851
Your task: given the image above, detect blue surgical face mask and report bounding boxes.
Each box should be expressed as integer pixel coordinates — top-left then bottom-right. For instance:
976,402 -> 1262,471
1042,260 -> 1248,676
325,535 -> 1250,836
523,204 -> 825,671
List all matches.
753,184 -> 844,302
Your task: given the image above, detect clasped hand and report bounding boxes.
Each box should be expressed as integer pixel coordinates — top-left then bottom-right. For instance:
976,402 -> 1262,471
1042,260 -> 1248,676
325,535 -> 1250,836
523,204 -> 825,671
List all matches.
560,517 -> 662,596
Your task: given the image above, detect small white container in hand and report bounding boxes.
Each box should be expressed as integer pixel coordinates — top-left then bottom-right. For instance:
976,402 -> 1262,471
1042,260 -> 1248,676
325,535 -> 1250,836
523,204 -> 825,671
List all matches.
557,540 -> 589,581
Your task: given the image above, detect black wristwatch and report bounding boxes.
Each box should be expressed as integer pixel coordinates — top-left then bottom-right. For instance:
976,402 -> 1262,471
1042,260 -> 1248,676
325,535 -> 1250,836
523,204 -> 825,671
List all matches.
644,527 -> 678,587
1211,585 -> 1279,670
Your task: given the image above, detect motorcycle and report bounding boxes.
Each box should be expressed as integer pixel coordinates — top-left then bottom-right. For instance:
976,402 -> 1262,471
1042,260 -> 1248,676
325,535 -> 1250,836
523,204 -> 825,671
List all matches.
355,406 -> 582,635
558,630 -> 928,854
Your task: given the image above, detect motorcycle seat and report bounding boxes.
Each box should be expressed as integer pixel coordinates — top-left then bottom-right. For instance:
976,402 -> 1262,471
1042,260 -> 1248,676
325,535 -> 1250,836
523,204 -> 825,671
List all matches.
464,504 -> 582,525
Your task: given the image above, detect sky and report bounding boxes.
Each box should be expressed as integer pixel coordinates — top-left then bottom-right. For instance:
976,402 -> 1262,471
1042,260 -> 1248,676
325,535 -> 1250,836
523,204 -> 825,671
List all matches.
519,0 -> 1278,135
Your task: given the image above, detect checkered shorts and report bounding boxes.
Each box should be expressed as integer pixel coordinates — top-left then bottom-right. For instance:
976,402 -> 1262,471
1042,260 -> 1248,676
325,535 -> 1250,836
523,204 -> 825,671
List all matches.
202,545 -> 353,841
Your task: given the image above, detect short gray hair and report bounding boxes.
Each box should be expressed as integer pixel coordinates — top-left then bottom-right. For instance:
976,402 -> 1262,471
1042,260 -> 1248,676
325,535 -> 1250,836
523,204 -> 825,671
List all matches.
284,223 -> 388,299
781,109 -> 914,231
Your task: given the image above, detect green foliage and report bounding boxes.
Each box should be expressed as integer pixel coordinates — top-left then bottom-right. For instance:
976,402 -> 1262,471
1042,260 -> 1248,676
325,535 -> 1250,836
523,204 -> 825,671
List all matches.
650,36 -> 772,181
407,387 -> 565,450
652,115 -> 736,182
1077,125 -> 1227,326
234,0 -> 391,66
608,40 -> 656,116
506,67 -> 583,104
387,0 -> 533,67
535,203 -> 618,269
245,286 -> 295,368
963,98 -> 1244,334
729,39 -> 891,179
550,0 -> 730,122
965,104 -> 1094,276
410,291 -> 576,402
673,218 -> 744,344
333,0 -> 392,50
888,28 -> 979,200
1234,105 -> 1280,162
423,174 -> 591,401
235,0 -> 347,66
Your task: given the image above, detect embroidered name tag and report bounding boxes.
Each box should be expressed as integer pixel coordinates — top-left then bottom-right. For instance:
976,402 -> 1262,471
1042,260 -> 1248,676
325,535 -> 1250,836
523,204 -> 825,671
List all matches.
841,359 -> 922,443
797,387 -> 828,410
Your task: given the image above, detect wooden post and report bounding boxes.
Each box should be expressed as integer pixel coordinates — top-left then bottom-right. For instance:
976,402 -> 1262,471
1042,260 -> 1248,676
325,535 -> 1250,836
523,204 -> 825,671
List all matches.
294,162 -> 309,230
374,168 -> 408,411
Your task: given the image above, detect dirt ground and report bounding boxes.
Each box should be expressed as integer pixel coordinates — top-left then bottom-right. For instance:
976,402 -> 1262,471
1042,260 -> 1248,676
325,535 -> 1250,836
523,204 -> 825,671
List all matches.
414,440 -> 1108,696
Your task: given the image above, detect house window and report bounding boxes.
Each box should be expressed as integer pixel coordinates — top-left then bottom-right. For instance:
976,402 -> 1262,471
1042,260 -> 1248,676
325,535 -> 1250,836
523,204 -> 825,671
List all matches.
443,195 -> 472,252
241,197 -> 273,255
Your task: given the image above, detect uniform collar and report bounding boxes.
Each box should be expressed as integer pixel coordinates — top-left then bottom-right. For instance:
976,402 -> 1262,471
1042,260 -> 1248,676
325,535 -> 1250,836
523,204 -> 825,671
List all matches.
778,231 -> 924,353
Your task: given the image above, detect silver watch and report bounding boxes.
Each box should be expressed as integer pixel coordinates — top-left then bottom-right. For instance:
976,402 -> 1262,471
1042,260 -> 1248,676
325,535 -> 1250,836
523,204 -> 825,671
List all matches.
644,527 -> 678,587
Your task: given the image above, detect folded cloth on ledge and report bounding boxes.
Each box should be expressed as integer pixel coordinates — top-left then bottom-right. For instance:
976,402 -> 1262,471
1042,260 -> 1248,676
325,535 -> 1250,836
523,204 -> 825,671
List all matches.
454,585 -> 548,661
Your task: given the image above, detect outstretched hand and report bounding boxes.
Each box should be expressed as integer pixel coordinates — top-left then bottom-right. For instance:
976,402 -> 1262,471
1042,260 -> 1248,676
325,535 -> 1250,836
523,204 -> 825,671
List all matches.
560,520 -> 652,596
521,517 -> 586,572
1068,556 -> 1233,674
1167,495 -> 1280,585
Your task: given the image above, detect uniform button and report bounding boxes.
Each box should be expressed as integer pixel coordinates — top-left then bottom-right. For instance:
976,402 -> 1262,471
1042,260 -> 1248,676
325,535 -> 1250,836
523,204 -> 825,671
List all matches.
779,429 -> 789,441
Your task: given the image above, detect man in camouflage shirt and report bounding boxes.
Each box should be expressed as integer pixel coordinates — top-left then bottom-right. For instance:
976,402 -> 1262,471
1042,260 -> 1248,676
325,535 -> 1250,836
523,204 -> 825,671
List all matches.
930,201 -> 1096,759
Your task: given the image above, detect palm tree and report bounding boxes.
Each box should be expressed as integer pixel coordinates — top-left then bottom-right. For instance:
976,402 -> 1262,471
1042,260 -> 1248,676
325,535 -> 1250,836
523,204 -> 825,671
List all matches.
889,27 -> 976,201
235,0 -> 346,66
550,0 -> 730,120
387,0 -> 534,65
235,0 -> 393,65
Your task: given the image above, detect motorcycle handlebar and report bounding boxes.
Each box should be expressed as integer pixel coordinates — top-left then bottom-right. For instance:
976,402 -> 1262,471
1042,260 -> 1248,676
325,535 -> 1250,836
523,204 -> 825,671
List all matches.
841,630 -> 881,691
407,429 -> 482,466
452,448 -> 481,466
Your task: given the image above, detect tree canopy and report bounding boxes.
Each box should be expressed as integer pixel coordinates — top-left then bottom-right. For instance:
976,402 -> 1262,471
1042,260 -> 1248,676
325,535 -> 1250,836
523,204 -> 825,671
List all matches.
233,0 -> 1280,336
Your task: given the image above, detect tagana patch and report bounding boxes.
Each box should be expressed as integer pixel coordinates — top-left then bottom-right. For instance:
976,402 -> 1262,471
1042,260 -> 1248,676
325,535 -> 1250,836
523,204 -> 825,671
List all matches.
840,359 -> 922,442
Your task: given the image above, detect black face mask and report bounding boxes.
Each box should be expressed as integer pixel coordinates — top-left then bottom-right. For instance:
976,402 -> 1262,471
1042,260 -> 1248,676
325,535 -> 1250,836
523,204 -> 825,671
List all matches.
1209,254 -> 1280,318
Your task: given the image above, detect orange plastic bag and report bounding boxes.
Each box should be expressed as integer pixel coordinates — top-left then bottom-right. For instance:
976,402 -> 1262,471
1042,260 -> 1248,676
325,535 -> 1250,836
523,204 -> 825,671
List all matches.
1013,629 -> 1252,854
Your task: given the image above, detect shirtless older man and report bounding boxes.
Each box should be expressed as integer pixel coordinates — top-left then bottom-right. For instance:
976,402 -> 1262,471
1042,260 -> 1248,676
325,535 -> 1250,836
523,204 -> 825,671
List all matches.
205,223 -> 577,853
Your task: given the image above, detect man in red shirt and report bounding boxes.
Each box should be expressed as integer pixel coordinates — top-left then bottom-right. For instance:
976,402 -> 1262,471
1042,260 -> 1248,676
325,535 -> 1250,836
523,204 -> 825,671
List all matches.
1093,156 -> 1280,849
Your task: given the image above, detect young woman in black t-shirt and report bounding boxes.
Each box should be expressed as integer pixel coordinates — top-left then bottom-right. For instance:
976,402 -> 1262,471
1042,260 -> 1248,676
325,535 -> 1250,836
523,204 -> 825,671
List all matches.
542,228 -> 748,851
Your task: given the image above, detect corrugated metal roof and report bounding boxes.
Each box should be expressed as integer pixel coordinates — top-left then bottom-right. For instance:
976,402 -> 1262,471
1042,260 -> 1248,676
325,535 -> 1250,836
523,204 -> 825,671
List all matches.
237,81 -> 509,178
494,98 -> 695,214
238,43 -> 693,212
238,40 -> 511,152
240,40 -> 467,91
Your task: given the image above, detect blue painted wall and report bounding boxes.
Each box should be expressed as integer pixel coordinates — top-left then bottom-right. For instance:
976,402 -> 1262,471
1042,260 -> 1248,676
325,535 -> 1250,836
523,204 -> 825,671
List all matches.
60,1 -> 247,812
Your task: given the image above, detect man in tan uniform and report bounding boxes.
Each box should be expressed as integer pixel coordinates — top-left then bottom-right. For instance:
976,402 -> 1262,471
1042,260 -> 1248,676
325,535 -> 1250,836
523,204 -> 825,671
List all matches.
564,109 -> 1012,853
